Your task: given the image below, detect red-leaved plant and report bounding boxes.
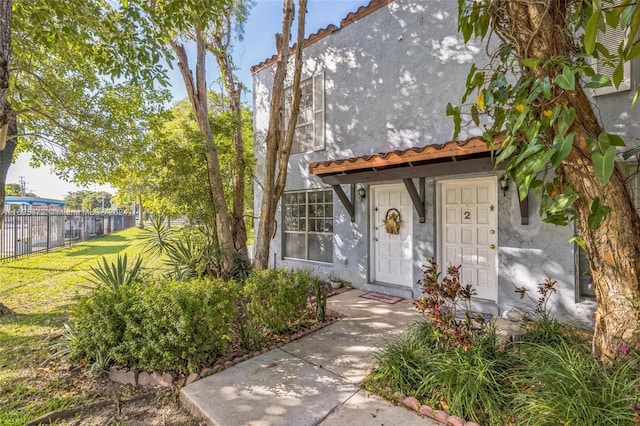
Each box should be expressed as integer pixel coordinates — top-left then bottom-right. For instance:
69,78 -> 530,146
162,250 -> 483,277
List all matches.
414,257 -> 485,350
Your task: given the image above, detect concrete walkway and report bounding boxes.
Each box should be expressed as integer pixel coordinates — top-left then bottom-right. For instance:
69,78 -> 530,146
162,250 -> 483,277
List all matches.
181,289 -> 440,426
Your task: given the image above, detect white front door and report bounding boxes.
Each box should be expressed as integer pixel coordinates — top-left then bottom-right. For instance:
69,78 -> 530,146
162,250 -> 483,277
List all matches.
439,177 -> 498,301
371,184 -> 413,287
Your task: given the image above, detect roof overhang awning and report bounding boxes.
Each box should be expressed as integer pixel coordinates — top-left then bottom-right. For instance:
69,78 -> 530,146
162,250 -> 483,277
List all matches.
307,133 -> 530,224
309,135 -> 504,184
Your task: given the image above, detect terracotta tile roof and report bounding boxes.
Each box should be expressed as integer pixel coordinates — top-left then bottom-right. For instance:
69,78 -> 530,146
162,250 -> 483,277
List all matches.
309,134 -> 504,176
251,0 -> 394,74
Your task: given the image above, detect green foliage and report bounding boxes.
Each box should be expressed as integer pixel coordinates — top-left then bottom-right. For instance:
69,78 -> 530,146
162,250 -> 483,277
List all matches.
369,315 -> 639,425
515,278 -> 569,346
0,228 -> 159,423
367,321 -> 437,396
72,278 -> 241,374
141,223 -> 224,279
417,331 -> 510,425
87,253 -> 144,291
42,323 -> 77,365
10,0 -> 170,189
414,258 -> 485,349
313,278 -> 329,322
368,321 -> 510,425
236,300 -> 262,351
242,269 -> 311,334
133,96 -> 254,225
138,214 -> 177,257
63,191 -> 112,212
454,0 -> 640,228
511,342 -> 639,425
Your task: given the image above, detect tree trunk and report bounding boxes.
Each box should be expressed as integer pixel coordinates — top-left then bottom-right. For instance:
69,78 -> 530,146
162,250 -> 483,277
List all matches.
0,119 -> 17,316
254,0 -> 307,269
495,0 -> 640,361
211,35 -> 249,263
170,31 -> 236,276
562,133 -> 640,362
0,118 -> 17,227
0,0 -> 13,136
136,194 -> 144,228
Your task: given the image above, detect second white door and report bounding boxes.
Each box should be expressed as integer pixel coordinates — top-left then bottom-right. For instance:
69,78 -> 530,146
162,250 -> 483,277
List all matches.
439,177 -> 498,301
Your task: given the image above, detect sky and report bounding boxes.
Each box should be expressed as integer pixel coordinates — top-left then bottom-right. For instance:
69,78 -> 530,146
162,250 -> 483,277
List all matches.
7,0 -> 371,200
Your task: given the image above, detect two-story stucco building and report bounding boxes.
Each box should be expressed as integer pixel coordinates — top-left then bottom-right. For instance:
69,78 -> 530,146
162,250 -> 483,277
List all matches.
251,0 -> 640,328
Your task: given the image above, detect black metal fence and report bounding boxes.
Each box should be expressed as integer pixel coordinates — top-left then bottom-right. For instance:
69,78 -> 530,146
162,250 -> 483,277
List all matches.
0,212 -> 136,261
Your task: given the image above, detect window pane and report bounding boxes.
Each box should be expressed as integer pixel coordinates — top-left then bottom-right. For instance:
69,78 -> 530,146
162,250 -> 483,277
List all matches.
284,232 -> 305,259
308,233 -> 333,263
578,247 -> 595,298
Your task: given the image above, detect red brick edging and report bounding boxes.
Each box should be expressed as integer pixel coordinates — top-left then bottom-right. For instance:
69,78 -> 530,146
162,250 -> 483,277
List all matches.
402,395 -> 481,426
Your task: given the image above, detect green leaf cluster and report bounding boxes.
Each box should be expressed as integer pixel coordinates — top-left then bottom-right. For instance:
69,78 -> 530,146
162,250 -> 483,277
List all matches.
453,0 -> 640,228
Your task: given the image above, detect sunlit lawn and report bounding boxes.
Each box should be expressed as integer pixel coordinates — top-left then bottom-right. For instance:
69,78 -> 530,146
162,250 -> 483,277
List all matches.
0,227 -> 151,425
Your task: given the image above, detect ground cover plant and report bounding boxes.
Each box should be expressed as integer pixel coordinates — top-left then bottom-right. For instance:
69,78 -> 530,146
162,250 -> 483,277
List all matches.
365,259 -> 640,425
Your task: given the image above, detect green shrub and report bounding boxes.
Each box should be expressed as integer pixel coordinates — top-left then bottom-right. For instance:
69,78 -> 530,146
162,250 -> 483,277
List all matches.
511,341 -> 639,425
243,268 -> 311,334
72,278 -> 240,374
368,322 -> 511,425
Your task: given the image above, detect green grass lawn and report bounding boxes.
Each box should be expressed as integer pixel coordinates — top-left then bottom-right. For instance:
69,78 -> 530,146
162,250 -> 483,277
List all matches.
0,227 -> 149,425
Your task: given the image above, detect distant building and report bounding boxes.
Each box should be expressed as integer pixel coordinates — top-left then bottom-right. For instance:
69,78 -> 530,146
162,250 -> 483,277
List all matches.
4,196 -> 67,213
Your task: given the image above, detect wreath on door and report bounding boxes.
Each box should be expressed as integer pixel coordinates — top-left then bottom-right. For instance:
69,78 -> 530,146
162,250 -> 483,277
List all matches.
384,208 -> 401,234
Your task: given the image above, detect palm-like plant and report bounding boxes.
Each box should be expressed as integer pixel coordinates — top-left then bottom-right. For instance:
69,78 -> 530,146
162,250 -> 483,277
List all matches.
87,253 -> 144,291
138,213 -> 176,257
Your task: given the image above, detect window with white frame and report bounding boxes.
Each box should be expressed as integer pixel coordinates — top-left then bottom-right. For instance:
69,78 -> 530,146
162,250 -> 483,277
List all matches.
284,73 -> 325,154
593,2 -> 631,96
283,189 -> 333,263
577,167 -> 639,298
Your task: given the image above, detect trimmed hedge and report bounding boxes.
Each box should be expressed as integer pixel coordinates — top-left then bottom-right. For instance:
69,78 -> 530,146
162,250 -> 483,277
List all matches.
72,278 -> 240,374
242,268 -> 311,334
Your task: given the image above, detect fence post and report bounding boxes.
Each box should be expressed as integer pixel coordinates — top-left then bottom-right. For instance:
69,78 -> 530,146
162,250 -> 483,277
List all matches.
46,214 -> 51,252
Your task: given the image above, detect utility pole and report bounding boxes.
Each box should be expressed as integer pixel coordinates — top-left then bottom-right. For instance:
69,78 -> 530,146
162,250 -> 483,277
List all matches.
18,176 -> 26,196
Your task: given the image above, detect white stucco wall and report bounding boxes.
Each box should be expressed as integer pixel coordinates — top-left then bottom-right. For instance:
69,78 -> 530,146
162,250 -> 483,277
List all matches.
252,0 -> 639,328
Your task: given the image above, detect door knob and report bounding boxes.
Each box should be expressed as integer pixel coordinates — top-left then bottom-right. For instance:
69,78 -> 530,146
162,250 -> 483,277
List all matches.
490,244 -> 496,249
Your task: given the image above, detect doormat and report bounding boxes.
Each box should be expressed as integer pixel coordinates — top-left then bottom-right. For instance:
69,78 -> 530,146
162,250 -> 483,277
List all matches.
359,292 -> 403,304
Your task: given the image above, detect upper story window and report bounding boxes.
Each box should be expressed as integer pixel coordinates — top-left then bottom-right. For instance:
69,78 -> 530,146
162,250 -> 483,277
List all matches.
593,3 -> 631,96
285,73 -> 325,154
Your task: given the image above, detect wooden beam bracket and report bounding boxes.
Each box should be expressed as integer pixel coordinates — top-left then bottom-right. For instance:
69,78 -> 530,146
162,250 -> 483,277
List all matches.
402,178 -> 426,223
332,184 -> 355,222
518,190 -> 529,225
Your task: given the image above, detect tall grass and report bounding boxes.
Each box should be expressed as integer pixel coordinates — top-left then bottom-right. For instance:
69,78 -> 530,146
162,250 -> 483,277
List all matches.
368,319 -> 640,426
511,341 -> 639,425
368,322 -> 511,425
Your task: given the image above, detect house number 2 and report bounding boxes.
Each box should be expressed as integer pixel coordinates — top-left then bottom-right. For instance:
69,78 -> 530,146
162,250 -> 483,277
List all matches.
463,211 -> 471,220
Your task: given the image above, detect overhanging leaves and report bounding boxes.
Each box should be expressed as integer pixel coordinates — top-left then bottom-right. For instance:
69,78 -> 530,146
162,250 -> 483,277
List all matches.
592,145 -> 616,185
588,197 -> 612,229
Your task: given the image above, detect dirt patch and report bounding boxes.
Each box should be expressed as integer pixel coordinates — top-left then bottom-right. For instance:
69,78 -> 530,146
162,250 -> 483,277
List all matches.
25,368 -> 200,426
